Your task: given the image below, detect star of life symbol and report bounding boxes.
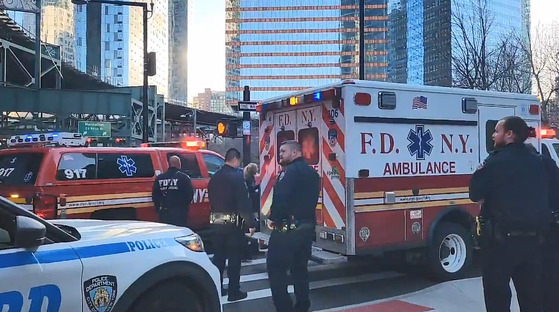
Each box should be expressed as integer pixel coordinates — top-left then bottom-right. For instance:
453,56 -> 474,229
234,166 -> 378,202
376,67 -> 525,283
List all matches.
117,155 -> 137,177
407,125 -> 434,160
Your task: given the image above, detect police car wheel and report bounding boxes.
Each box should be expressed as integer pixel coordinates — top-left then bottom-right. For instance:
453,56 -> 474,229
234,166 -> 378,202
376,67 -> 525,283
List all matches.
130,280 -> 203,312
427,222 -> 473,282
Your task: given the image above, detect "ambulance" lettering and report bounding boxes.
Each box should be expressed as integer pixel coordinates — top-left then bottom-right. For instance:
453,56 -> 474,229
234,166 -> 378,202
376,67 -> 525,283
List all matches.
383,161 -> 456,176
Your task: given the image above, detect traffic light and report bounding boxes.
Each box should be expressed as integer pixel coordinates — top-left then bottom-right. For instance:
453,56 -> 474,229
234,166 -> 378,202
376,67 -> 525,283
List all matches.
147,52 -> 156,76
216,120 -> 238,138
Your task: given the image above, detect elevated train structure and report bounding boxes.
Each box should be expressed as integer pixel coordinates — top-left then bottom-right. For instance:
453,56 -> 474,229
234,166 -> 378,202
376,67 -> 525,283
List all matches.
0,11 -> 244,149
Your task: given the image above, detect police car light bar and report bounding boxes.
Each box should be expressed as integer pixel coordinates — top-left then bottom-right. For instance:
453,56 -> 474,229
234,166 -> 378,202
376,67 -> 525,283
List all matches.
7,132 -> 88,148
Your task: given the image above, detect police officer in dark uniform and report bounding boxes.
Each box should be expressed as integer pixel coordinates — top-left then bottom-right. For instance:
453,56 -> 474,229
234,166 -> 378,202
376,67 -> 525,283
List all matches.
151,155 -> 194,227
266,140 -> 320,312
469,116 -> 552,312
208,148 -> 256,302
532,145 -> 559,312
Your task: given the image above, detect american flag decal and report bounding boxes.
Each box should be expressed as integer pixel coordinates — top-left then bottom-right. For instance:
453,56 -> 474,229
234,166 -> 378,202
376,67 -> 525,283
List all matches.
412,96 -> 428,109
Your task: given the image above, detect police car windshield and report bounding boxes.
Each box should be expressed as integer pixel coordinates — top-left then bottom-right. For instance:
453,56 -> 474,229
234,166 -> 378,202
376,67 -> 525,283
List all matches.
0,153 -> 43,186
552,144 -> 559,159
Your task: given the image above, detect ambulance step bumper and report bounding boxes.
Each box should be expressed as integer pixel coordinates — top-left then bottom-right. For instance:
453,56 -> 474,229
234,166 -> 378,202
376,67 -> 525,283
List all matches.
310,247 -> 347,265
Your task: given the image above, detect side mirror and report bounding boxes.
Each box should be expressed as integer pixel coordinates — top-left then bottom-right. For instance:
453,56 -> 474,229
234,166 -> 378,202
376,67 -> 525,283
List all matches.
14,216 -> 46,249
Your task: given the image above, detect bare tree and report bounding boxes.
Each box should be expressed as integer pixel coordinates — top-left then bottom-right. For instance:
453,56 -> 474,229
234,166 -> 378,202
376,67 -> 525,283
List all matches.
516,23 -> 559,123
450,0 -> 530,93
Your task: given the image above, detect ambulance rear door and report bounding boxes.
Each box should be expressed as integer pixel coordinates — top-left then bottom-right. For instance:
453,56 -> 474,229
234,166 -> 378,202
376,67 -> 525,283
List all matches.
295,105 -> 325,231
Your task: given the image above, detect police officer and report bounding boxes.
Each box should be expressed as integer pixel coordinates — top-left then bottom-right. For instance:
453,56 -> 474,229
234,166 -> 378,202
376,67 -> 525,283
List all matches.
469,116 -> 552,312
266,140 -> 320,312
208,148 -> 255,302
536,147 -> 559,312
151,155 -> 194,227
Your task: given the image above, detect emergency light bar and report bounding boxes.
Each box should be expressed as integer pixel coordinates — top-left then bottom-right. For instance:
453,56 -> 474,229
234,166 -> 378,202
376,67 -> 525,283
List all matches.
140,137 -> 207,150
7,132 -> 87,148
541,128 -> 557,138
256,88 -> 341,113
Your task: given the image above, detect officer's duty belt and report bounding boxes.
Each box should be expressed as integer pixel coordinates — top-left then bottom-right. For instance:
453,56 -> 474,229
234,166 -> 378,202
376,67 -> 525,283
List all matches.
273,220 -> 313,232
507,231 -> 538,237
210,213 -> 238,225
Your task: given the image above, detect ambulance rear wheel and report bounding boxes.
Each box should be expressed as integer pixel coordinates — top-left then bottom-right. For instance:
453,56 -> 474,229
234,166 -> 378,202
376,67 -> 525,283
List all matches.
427,222 -> 472,281
130,280 -> 203,312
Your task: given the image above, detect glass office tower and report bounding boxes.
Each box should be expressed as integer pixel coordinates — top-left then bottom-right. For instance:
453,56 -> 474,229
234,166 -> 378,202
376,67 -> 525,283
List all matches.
74,0 -> 169,96
387,0 -> 530,87
225,0 -> 389,106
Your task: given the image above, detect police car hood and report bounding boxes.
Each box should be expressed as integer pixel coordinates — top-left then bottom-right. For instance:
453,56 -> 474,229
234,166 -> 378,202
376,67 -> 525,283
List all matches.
51,219 -> 193,240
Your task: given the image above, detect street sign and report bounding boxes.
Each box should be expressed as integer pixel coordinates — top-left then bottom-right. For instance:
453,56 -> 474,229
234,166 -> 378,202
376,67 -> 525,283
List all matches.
238,101 -> 258,112
78,121 -> 111,138
243,120 -> 251,135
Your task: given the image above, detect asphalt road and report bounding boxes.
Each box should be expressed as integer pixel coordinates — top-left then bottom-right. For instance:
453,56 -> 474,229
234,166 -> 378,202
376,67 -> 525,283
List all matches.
218,251 -> 482,312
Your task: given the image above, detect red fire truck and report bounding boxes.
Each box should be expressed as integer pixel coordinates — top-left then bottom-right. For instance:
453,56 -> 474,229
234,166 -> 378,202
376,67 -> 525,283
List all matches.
255,80 -> 541,281
0,133 -> 223,232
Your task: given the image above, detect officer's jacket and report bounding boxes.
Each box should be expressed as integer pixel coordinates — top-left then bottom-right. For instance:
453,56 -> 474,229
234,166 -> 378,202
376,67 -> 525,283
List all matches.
208,164 -> 254,227
152,167 -> 194,212
469,142 -> 551,231
269,157 -> 320,223
540,153 -> 559,213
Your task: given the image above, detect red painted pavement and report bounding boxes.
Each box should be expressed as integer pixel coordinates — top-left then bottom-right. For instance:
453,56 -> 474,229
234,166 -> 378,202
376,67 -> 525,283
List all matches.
332,299 -> 434,312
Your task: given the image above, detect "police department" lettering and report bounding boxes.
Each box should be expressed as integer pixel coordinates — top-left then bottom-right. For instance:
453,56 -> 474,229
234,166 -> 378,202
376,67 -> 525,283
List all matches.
85,276 -> 116,293
126,238 -> 169,252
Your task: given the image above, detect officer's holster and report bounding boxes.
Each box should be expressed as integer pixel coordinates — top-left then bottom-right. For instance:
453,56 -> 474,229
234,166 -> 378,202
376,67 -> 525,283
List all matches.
476,216 -> 504,248
272,219 -> 314,233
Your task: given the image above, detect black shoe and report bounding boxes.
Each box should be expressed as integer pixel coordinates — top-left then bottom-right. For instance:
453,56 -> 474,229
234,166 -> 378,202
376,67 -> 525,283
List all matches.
221,287 -> 228,297
227,291 -> 248,302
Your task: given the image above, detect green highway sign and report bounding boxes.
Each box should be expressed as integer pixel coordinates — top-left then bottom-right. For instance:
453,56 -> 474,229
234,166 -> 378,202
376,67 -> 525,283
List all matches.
78,121 -> 111,138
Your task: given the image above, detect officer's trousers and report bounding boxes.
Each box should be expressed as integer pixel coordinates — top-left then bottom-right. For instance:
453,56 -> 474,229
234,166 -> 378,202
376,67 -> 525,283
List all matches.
211,224 -> 245,294
158,208 -> 189,227
481,235 -> 543,312
266,225 -> 314,312
542,227 -> 559,312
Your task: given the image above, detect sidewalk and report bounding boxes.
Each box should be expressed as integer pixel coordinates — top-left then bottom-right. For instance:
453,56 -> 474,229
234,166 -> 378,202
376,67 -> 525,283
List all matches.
317,277 -> 520,312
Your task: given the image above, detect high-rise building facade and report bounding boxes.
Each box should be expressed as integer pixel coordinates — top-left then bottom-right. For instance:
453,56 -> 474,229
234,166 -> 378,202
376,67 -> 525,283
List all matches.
7,0 -> 76,65
225,0 -> 389,106
75,0 -> 169,97
387,0 -> 530,87
168,0 -> 192,104
192,88 -> 232,114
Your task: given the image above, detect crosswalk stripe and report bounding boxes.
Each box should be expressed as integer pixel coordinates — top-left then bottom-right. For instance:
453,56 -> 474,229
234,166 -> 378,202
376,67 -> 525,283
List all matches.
222,271 -> 405,304
223,258 -> 369,284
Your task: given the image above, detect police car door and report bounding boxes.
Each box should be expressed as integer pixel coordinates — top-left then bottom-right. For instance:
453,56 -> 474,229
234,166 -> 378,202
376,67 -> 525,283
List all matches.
0,203 -> 83,311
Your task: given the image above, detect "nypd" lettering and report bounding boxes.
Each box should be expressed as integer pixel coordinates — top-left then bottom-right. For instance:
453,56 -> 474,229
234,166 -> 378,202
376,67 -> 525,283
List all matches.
126,238 -> 169,252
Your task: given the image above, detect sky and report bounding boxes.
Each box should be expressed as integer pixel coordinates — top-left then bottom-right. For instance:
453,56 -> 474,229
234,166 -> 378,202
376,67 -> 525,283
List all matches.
186,0 -> 559,103
187,0 -> 225,103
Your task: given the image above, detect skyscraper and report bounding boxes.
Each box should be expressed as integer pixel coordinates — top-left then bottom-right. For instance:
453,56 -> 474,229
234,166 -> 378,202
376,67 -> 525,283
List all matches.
168,0 -> 192,104
225,0 -> 389,106
387,0 -> 531,88
75,0 -> 169,97
6,0 -> 76,65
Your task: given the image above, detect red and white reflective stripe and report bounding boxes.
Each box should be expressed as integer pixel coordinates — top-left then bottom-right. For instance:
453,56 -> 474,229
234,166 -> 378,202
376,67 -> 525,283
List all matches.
259,118 -> 276,217
320,103 -> 346,229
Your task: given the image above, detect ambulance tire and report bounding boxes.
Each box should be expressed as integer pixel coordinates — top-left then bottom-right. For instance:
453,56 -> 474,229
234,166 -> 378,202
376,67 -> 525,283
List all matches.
427,222 -> 472,282
129,280 -> 202,312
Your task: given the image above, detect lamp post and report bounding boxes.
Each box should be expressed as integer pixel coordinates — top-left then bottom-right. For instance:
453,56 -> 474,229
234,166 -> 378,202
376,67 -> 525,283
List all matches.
71,0 -> 154,143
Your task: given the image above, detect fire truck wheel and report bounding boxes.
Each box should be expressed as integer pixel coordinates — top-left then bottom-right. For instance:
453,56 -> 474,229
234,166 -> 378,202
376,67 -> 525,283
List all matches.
130,280 -> 203,312
427,222 -> 472,281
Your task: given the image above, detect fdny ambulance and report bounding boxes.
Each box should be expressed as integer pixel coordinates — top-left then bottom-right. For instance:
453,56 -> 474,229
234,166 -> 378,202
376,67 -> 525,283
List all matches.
0,133 -> 222,233
0,195 -> 222,311
256,80 -> 541,281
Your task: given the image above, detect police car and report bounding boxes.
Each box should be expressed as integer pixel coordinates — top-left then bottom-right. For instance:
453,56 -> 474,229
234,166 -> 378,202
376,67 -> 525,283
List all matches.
0,195 -> 222,312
